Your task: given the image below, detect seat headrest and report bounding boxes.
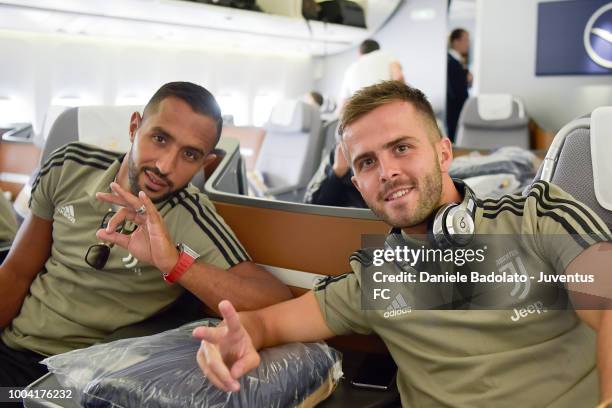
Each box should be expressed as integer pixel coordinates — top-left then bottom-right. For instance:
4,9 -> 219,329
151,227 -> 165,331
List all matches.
78,105 -> 143,152
266,100 -> 312,133
38,105 -> 71,147
591,106 -> 612,211
477,94 -> 514,120
461,95 -> 527,130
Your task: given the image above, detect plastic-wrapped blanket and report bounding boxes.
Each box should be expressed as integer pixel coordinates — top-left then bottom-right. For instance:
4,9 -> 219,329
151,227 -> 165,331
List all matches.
449,146 -> 539,198
42,319 -> 342,408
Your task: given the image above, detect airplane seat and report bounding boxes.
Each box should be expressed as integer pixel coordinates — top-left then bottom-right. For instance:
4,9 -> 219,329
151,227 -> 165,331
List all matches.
13,106 -> 141,221
14,105 -> 233,216
319,117 -> 340,163
42,105 -> 141,161
220,125 -> 266,171
33,105 -> 71,149
13,105 -> 73,221
535,106 -> 612,229
455,94 -> 529,149
257,0 -> 302,17
251,99 -> 323,200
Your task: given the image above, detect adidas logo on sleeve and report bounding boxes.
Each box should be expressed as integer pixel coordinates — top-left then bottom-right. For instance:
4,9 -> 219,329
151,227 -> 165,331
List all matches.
57,205 -> 76,223
383,293 -> 412,318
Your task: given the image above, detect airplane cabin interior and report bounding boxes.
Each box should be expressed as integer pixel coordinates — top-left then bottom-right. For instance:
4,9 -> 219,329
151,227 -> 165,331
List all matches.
0,0 -> 611,407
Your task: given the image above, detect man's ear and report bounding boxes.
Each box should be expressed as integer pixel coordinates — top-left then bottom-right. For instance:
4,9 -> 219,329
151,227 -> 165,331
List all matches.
202,153 -> 218,175
129,112 -> 142,142
437,137 -> 454,173
203,153 -> 218,167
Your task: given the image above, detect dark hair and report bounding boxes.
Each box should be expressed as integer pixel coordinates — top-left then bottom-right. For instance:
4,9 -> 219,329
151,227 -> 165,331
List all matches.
359,39 -> 380,55
449,28 -> 467,45
339,80 -> 441,142
143,81 -> 223,145
309,91 -> 324,107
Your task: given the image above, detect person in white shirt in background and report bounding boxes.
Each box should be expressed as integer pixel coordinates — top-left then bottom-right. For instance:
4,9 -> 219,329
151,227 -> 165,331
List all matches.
338,39 -> 404,110
329,39 -> 405,188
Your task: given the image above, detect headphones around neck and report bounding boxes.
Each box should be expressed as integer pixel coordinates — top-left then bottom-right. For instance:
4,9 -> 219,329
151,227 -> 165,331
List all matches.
430,196 -> 476,248
381,185 -> 477,310
386,186 -> 476,250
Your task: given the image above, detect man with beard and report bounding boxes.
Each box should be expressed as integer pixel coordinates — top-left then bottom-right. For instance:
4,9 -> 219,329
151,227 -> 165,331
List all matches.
0,82 -> 291,387
192,81 -> 612,407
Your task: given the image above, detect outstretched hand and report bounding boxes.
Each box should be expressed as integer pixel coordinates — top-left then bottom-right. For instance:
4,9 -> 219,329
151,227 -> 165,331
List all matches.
193,300 -> 261,392
95,183 -> 178,273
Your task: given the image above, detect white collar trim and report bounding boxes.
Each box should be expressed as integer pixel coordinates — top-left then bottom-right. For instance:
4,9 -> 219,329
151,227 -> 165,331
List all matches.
449,49 -> 463,62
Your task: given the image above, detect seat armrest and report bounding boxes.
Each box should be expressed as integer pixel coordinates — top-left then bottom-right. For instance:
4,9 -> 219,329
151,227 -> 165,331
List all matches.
246,172 -> 302,198
24,372 -> 80,408
265,183 -> 303,196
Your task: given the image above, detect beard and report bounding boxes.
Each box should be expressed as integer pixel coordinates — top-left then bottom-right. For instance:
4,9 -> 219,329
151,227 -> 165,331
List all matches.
367,160 -> 443,229
127,149 -> 175,204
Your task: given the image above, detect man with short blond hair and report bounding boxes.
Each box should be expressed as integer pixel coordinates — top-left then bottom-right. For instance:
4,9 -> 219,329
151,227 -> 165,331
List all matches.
304,69 -> 410,209
190,80 -> 612,407
339,80 -> 442,145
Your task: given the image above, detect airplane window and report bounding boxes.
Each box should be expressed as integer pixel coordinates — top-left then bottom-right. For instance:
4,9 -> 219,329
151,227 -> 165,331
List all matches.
115,95 -> 148,106
51,96 -> 95,107
217,93 -> 248,126
252,94 -> 279,127
0,97 -> 28,124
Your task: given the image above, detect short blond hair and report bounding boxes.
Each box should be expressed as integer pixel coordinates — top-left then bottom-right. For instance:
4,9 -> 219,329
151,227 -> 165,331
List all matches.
339,81 -> 442,143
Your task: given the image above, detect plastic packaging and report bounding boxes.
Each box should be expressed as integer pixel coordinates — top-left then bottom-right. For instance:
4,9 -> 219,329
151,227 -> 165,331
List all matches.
43,319 -> 342,408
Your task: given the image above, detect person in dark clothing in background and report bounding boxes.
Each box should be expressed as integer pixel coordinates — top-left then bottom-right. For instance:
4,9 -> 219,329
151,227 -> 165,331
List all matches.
446,28 -> 471,143
303,143 -> 366,208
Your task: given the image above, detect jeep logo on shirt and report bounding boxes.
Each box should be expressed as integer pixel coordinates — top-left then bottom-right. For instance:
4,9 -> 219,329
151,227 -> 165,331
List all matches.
510,300 -> 548,322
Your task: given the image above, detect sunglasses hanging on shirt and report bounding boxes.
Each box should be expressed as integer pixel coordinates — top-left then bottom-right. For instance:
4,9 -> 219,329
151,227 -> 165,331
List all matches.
85,210 -> 136,270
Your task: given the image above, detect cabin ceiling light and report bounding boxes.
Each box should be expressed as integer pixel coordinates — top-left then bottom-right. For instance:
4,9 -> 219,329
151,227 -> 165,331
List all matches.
410,8 -> 437,21
51,96 -> 91,107
116,95 -> 148,106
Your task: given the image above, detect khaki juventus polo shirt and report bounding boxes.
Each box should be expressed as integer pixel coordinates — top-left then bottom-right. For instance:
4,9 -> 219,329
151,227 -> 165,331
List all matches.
315,181 -> 611,407
2,142 -> 249,355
